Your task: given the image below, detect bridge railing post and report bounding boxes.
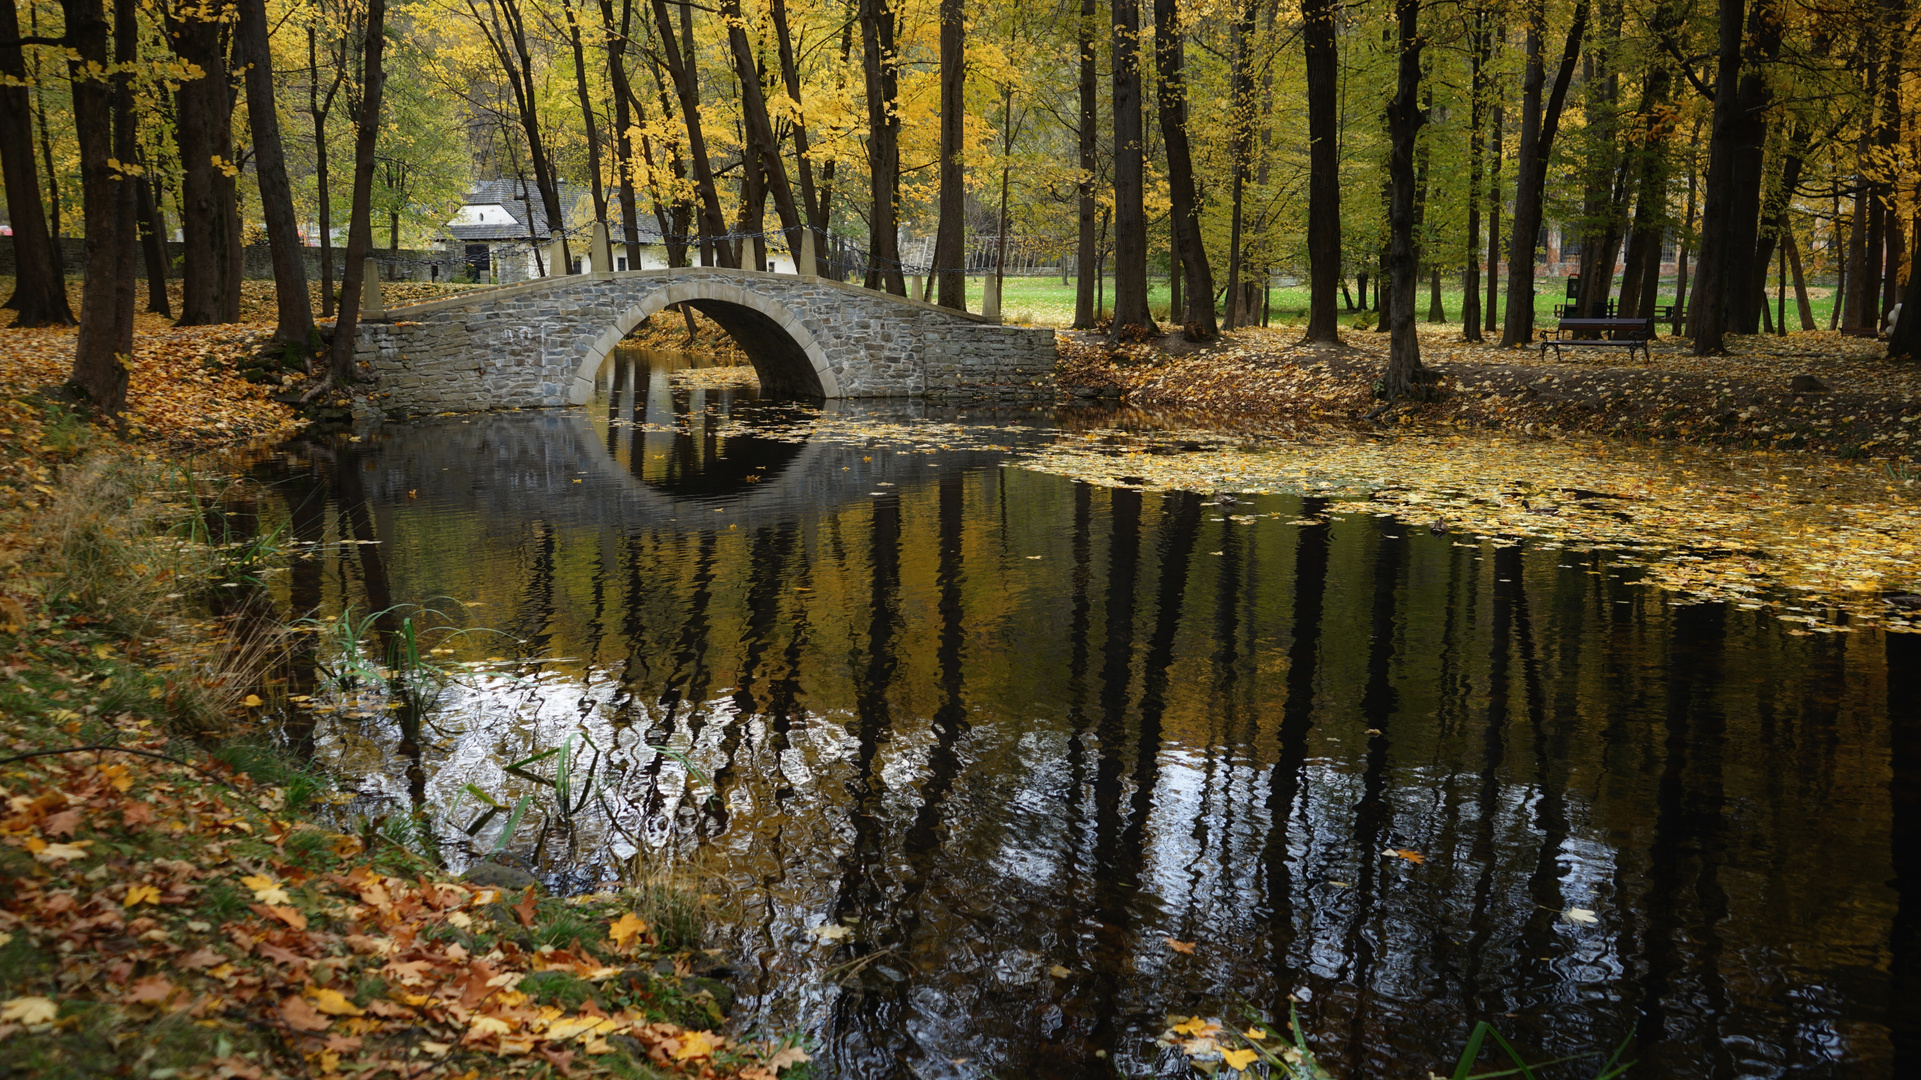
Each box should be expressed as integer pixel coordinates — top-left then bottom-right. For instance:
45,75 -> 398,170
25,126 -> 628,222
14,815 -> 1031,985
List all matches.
797,226 -> 818,278
360,257 -> 384,318
591,222 -> 612,273
546,238 -> 569,277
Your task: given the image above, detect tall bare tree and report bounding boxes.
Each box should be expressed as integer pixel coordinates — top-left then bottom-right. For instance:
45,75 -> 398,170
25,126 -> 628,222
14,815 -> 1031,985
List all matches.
328,0 -> 386,384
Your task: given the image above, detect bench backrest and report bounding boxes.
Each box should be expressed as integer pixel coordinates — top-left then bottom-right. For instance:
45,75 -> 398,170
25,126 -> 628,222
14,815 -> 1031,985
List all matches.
1555,317 -> 1655,339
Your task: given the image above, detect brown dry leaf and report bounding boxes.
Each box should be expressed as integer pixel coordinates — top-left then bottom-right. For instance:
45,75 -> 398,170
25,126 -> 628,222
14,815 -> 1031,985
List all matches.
1165,938 -> 1198,955
511,885 -> 540,928
122,976 -> 174,1005
277,993 -> 331,1032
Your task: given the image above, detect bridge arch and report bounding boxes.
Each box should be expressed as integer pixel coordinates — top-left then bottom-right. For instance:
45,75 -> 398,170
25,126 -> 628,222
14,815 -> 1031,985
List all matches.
564,277 -> 840,403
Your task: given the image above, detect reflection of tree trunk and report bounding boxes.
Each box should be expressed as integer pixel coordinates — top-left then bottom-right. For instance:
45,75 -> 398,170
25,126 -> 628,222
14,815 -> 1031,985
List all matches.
1335,520 -> 1404,1064
1888,631 -> 1921,1068
828,490 -> 901,952
1629,603 -> 1731,1069
1261,498 -> 1328,970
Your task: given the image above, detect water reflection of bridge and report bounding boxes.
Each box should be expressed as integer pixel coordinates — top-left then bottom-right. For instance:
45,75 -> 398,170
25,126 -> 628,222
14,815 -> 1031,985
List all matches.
346,350 -> 1058,537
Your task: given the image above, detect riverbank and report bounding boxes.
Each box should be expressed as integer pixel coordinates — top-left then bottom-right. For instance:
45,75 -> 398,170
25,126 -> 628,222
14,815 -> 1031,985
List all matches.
0,331 -> 807,1079
1055,324 -> 1921,460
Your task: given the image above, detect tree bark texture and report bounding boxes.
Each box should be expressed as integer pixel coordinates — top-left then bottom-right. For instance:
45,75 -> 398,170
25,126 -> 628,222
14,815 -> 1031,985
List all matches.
649,0 -> 733,266
1302,0 -> 1341,341
170,0 -> 243,325
328,0 -> 385,383
238,0 -> 314,349
859,0 -> 905,293
1156,0 -> 1217,337
1109,0 -> 1152,333
1461,6 -> 1490,341
565,0 -> 606,225
1380,0 -> 1427,399
720,0 -> 802,258
0,0 -> 74,325
1073,0 -> 1098,327
61,0 -> 130,412
136,173 -> 170,316
1688,0 -> 1749,354
932,0 -> 965,308
1486,100 -> 1502,334
600,0 -> 643,267
1499,0 -> 1588,348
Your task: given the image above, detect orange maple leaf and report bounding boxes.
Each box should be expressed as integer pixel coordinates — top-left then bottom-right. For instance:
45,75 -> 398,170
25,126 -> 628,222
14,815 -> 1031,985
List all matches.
278,994 -> 331,1032
1165,938 -> 1198,955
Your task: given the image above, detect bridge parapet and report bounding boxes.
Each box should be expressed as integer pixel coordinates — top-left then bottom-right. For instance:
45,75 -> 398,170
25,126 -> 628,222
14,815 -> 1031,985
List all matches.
350,267 -> 1057,415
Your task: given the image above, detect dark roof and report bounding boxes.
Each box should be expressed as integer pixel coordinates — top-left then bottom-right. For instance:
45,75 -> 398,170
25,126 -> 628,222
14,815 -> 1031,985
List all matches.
445,179 -> 666,245
446,179 -> 583,242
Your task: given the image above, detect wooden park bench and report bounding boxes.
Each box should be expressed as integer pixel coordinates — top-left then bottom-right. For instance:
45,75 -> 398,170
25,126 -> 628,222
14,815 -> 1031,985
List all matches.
1538,316 -> 1658,362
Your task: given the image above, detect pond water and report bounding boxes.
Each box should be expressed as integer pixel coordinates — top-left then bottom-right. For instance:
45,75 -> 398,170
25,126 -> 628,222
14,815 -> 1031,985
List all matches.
253,348 -> 1914,1079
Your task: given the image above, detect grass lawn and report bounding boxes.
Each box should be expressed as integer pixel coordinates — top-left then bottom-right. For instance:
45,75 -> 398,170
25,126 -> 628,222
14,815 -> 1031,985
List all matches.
942,273 -> 1845,334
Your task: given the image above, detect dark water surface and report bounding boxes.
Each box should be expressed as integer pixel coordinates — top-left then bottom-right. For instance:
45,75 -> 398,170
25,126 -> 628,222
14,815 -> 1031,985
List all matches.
255,349 -> 1916,1079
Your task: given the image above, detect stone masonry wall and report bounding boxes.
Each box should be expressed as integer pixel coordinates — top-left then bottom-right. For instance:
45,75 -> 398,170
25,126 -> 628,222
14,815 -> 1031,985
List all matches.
351,268 -> 1056,415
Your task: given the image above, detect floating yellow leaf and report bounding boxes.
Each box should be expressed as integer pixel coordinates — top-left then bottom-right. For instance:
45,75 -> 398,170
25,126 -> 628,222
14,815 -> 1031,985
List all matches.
242,694 -> 264,707
1221,1047 -> 1259,1071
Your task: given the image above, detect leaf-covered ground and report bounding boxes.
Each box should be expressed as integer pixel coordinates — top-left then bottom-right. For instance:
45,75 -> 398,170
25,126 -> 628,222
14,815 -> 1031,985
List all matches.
1,289 -> 806,1078
1057,323 -> 1921,458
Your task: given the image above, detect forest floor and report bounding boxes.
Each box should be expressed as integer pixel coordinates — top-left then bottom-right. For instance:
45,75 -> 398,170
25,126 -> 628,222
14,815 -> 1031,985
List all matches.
0,289 -> 809,1080
1054,322 -> 1921,460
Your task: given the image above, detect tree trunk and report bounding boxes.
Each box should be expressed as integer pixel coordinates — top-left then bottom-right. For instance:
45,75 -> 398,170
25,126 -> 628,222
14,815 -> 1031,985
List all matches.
647,0 -> 732,267
481,0 -> 572,271
1890,212 -> 1921,360
1499,0 -> 1588,348
136,171 -> 170,316
170,0 -> 243,325
1461,5 -> 1489,341
310,23 -> 344,316
1486,100 -> 1502,334
1222,0 -> 1258,331
1719,0 -> 1781,335
238,0 -> 314,349
1674,151 -> 1697,334
720,0 -> 802,261
932,0 -> 965,308
565,0 -> 606,228
328,0 -> 385,384
61,0 -> 131,413
1156,0 -> 1217,337
859,0 -> 905,293
0,0 -> 74,325
1073,0 -> 1097,327
1380,0 -> 1427,400
1783,219 -> 1813,330
770,0 -> 827,274
1688,0 -> 1750,353
1109,0 -> 1152,333
601,0 -> 642,268
1302,0 -> 1341,341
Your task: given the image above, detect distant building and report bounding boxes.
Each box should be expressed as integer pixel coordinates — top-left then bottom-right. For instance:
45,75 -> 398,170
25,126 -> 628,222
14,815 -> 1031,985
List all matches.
444,179 -> 680,282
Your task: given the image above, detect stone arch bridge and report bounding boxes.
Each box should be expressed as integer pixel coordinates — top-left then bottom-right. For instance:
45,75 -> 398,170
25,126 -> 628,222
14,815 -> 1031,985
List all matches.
350,267 -> 1057,415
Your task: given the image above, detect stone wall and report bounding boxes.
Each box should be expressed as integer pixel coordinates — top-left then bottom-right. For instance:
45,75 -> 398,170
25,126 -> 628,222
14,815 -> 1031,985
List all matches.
351,267 -> 1057,414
